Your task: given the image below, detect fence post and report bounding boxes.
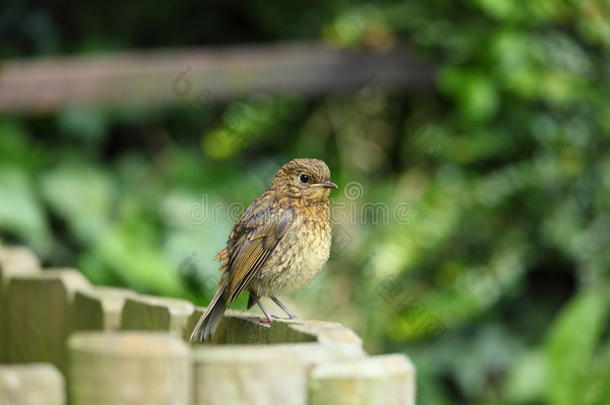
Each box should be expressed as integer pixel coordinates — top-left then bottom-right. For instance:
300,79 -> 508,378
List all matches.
192,343 -> 365,405
120,294 -> 194,337
0,243 -> 418,404
0,245 -> 40,363
186,308 -> 363,345
185,307 -> 310,344
5,269 -> 90,374
308,354 -> 416,405
0,363 -> 65,405
69,332 -> 191,405
72,287 -> 135,332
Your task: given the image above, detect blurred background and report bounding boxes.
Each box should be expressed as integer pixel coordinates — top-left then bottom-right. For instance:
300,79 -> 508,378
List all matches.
1,1 -> 609,404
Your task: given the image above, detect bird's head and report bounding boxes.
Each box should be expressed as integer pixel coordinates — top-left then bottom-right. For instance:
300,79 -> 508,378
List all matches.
270,158 -> 337,201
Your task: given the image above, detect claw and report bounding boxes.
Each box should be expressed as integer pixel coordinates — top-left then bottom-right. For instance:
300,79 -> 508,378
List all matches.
258,317 -> 273,325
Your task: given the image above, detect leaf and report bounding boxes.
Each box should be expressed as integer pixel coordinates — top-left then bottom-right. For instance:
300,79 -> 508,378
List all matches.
57,105 -> 108,142
439,68 -> 499,122
505,350 -> 547,404
40,164 -> 113,245
0,167 -> 51,253
544,288 -> 608,405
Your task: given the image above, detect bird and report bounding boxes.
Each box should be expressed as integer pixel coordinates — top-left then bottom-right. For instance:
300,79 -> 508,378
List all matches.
189,158 -> 337,343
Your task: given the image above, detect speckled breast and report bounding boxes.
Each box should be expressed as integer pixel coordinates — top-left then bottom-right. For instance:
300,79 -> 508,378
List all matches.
251,211 -> 332,297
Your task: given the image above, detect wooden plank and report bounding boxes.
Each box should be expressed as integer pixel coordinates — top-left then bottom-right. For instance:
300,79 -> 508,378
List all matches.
289,319 -> 362,346
72,287 -> 136,332
6,269 -> 90,374
0,245 -> 40,280
0,43 -> 435,113
187,307 -> 362,345
192,343 -> 365,405
0,363 -> 65,405
186,307 -> 315,344
69,332 -> 191,405
0,245 -> 41,363
120,294 -> 194,337
308,354 -> 416,405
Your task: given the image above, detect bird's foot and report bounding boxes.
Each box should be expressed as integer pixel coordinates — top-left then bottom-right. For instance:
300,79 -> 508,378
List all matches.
258,317 -> 273,325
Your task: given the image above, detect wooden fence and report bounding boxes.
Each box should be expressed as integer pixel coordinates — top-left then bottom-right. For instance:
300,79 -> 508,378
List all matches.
0,43 -> 435,113
0,243 -> 415,404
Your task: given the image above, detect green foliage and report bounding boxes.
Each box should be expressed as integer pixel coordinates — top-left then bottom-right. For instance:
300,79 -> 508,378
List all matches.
1,0 -> 609,403
545,289 -> 609,405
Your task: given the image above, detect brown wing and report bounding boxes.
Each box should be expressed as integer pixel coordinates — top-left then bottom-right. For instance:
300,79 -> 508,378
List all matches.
215,191 -> 274,272
224,205 -> 293,303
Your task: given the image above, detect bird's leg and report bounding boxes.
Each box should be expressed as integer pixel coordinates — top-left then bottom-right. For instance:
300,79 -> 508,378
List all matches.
250,292 -> 273,324
270,296 -> 298,320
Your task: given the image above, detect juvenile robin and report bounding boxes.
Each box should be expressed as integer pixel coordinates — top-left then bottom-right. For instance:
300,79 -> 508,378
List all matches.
189,158 -> 337,343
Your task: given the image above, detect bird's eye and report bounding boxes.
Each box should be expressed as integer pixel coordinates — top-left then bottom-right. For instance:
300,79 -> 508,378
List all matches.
299,174 -> 309,183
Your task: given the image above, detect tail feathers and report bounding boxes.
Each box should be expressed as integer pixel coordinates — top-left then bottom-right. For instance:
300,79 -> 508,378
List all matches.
189,285 -> 228,344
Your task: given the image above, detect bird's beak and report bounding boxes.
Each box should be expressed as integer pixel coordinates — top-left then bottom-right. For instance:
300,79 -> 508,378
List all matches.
313,180 -> 338,189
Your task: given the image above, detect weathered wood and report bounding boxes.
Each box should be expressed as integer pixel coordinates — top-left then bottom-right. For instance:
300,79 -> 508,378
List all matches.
0,245 -> 41,363
186,308 -> 313,344
0,43 -> 435,113
6,269 -> 90,374
289,319 -> 362,346
0,363 -> 65,405
0,245 -> 40,280
193,343 -> 365,405
120,294 -> 194,337
187,307 -> 362,345
308,354 -> 415,405
72,287 -> 136,332
69,332 -> 190,405
0,243 -> 418,405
